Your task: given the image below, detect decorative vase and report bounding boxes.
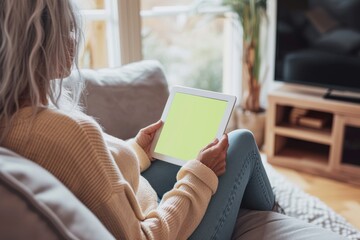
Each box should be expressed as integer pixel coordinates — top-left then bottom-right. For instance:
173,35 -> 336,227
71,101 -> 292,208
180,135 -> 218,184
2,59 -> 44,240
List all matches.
235,106 -> 266,148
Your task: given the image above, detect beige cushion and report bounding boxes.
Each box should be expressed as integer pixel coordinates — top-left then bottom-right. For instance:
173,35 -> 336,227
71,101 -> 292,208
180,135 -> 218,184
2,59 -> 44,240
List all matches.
78,60 -> 169,140
0,148 -> 114,240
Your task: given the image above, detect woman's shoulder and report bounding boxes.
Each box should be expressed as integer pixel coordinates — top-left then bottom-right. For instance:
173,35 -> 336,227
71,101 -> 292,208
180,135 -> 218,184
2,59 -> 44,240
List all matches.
37,107 -> 99,129
9,106 -> 107,150
6,107 -> 106,160
15,107 -> 104,140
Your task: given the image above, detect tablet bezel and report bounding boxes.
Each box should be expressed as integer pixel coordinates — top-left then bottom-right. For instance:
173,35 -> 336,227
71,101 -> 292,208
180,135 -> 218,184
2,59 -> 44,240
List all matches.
150,86 -> 236,166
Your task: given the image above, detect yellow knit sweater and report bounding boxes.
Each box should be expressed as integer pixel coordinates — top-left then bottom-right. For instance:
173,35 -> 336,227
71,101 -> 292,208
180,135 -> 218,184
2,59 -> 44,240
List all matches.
3,107 -> 219,239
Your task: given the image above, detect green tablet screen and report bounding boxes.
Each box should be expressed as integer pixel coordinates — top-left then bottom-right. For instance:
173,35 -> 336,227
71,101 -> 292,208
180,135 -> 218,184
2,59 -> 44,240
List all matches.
154,92 -> 228,161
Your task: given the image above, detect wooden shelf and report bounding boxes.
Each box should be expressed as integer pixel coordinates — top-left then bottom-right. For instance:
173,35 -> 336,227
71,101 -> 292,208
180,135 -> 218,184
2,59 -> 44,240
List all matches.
275,123 -> 332,145
274,136 -> 329,166
266,85 -> 360,186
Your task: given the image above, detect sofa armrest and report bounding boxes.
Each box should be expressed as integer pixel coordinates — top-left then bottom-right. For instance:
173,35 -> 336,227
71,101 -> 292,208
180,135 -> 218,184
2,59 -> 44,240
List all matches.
0,148 -> 115,240
79,60 -> 169,140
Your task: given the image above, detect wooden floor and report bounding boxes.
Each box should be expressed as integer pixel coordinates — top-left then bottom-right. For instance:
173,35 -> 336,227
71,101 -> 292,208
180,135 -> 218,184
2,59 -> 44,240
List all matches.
272,165 -> 360,230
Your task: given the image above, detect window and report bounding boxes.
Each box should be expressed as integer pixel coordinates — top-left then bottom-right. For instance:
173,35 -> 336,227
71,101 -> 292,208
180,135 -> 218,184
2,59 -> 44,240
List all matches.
75,0 -> 241,97
75,0 -> 121,68
141,0 -> 241,96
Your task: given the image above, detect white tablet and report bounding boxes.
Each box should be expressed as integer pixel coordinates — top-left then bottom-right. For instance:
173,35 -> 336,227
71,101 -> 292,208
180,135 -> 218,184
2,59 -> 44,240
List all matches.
150,86 -> 236,166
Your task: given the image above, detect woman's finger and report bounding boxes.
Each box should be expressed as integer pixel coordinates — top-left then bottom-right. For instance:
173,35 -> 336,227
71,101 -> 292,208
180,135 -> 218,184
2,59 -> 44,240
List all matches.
212,160 -> 226,176
218,134 -> 229,151
205,135 -> 228,157
142,120 -> 163,134
201,138 -> 219,151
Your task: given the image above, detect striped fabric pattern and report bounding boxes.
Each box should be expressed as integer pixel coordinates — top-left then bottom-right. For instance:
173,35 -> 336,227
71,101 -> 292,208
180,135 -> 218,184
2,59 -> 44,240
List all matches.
3,107 -> 218,239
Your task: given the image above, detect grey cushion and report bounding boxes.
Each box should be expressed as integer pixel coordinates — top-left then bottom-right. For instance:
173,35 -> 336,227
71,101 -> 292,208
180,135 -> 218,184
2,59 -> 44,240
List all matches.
0,184 -> 60,240
0,148 -> 114,240
232,210 -> 347,240
78,60 -> 169,140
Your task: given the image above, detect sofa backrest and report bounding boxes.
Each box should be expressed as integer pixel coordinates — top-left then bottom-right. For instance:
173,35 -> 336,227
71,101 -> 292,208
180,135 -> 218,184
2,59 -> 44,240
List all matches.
77,60 -> 169,140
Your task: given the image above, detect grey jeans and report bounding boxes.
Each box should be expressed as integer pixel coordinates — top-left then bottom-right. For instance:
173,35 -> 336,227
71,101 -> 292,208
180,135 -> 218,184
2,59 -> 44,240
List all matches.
142,129 -> 275,240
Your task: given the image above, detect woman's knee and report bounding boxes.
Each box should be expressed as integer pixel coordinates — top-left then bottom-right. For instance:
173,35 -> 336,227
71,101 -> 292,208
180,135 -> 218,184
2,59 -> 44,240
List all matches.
228,129 -> 258,151
225,129 -> 259,167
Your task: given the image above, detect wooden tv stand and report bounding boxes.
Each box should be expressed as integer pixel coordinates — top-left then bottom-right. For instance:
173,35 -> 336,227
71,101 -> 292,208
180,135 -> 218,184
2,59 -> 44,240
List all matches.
266,85 -> 360,186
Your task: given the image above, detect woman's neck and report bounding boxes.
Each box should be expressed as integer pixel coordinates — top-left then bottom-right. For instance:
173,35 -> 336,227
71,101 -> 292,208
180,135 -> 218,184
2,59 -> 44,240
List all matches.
19,98 -> 48,109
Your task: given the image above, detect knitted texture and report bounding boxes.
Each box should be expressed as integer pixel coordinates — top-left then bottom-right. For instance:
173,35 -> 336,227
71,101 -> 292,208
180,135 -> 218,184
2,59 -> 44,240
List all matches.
3,107 -> 218,239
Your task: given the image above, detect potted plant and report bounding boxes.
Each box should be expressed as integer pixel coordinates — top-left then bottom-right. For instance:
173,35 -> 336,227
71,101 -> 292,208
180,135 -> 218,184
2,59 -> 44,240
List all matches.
224,0 -> 268,147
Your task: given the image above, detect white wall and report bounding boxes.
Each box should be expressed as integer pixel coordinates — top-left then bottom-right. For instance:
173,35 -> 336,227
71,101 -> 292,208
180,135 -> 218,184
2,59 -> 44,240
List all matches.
260,0 -> 283,108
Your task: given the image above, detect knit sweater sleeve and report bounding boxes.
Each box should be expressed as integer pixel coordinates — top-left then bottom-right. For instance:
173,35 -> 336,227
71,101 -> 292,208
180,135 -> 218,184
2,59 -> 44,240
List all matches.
127,139 -> 152,172
95,161 -> 218,240
103,133 -> 151,173
66,118 -> 218,239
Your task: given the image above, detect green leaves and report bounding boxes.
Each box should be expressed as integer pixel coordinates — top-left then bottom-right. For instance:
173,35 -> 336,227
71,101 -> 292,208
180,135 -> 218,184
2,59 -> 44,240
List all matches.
223,0 -> 266,12
223,0 -> 267,87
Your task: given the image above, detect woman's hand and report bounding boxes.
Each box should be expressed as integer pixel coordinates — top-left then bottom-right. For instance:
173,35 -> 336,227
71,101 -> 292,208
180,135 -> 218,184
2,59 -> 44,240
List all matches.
197,134 -> 229,177
135,120 -> 163,160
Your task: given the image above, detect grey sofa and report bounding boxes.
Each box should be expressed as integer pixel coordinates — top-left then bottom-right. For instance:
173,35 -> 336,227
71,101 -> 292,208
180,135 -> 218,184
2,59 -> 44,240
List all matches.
0,60 -> 345,239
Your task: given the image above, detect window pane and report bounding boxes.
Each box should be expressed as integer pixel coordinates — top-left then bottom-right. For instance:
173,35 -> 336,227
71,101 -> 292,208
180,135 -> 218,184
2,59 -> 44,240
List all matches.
76,0 -> 105,10
142,12 -> 224,92
142,0 -> 194,10
79,20 -> 108,69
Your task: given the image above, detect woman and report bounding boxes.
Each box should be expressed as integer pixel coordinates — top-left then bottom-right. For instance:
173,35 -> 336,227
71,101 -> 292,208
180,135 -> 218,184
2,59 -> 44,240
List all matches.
0,1 -> 275,239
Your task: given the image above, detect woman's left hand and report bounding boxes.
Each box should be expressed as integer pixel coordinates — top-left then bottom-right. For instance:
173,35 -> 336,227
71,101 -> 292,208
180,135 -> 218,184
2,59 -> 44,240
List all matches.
135,120 -> 163,160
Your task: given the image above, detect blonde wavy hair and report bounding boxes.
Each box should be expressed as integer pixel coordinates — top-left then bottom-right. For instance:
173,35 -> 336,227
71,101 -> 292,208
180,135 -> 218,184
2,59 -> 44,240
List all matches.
0,0 -> 82,143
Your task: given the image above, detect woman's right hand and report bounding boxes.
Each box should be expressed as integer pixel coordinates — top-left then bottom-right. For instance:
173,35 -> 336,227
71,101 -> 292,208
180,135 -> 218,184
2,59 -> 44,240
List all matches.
196,134 -> 229,177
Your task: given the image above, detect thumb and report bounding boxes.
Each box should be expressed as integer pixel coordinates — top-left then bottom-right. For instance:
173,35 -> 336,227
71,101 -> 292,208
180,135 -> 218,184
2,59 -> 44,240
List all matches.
142,120 -> 163,134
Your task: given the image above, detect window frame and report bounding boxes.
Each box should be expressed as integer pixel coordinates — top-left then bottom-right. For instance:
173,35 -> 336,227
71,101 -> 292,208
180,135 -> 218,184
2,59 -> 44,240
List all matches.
77,0 -> 242,98
139,1 -> 241,97
117,0 -> 142,64
77,0 -> 142,66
